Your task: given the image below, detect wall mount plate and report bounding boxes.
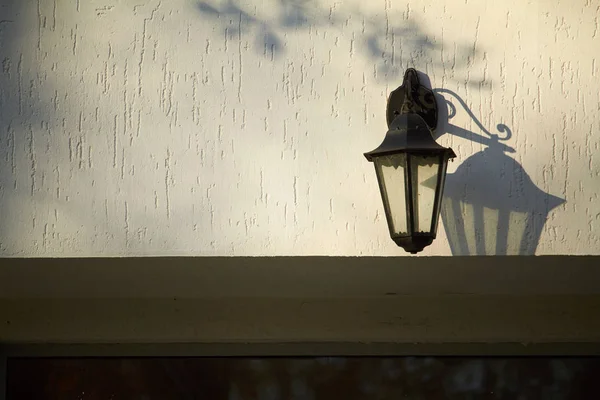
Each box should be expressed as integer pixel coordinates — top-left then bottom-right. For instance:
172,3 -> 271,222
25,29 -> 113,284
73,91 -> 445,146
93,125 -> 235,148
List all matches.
386,68 -> 438,133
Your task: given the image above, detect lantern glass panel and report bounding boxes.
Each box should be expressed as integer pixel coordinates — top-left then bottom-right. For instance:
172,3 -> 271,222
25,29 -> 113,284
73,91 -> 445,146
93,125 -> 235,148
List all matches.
432,156 -> 448,235
374,154 -> 408,235
409,154 -> 443,233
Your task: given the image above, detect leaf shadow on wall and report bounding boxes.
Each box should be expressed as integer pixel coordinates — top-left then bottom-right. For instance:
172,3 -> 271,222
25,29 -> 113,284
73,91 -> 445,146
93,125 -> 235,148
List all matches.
427,85 -> 565,255
196,0 -> 482,83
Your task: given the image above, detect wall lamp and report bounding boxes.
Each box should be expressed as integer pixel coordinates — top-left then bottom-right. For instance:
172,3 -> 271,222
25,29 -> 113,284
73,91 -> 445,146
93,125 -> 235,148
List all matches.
364,69 -> 455,254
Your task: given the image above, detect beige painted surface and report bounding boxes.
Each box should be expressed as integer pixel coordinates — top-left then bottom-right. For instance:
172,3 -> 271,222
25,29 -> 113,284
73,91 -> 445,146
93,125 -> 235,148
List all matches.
0,257 -> 599,344
2,296 -> 600,343
0,0 -> 598,256
1,256 -> 600,298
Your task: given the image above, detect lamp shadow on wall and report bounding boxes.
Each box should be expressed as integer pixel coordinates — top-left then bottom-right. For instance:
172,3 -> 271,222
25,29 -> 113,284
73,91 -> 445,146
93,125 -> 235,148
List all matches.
427,86 -> 565,255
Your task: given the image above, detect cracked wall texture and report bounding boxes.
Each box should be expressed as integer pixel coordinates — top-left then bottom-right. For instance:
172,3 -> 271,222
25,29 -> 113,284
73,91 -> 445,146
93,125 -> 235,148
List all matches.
0,0 -> 598,256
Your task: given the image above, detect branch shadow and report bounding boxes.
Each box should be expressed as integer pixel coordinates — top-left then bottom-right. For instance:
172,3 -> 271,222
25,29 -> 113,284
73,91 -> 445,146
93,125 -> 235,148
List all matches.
431,87 -> 565,255
196,0 -> 484,82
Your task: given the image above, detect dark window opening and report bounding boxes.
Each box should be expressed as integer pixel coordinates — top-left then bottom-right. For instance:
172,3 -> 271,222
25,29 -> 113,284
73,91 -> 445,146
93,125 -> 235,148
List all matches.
7,357 -> 600,399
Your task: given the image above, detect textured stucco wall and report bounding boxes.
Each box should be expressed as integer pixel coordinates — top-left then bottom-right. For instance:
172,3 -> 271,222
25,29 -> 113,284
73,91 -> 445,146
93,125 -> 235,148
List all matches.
0,0 -> 598,256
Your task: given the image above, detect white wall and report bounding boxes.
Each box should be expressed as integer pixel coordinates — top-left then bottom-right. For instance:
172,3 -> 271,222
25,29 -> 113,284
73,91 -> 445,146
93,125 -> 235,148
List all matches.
0,0 -> 598,256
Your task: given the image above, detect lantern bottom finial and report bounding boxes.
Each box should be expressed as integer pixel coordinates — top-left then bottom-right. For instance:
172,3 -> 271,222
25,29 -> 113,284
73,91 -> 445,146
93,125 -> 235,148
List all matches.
393,236 -> 434,254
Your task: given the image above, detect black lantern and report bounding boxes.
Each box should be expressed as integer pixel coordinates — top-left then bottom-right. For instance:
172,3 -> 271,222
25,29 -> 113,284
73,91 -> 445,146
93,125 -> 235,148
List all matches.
364,69 -> 455,254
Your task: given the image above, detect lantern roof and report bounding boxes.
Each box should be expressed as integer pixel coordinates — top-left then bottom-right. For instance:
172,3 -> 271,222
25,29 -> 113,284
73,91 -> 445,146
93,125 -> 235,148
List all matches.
364,113 -> 457,161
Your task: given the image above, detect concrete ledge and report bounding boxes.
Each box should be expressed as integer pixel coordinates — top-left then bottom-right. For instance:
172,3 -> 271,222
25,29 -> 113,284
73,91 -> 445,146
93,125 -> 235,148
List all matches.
1,296 -> 599,344
0,256 -> 599,298
1,257 -> 599,346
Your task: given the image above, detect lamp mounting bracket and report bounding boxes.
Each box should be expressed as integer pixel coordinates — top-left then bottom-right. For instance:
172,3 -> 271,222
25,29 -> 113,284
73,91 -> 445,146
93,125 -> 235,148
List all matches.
386,68 -> 438,132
